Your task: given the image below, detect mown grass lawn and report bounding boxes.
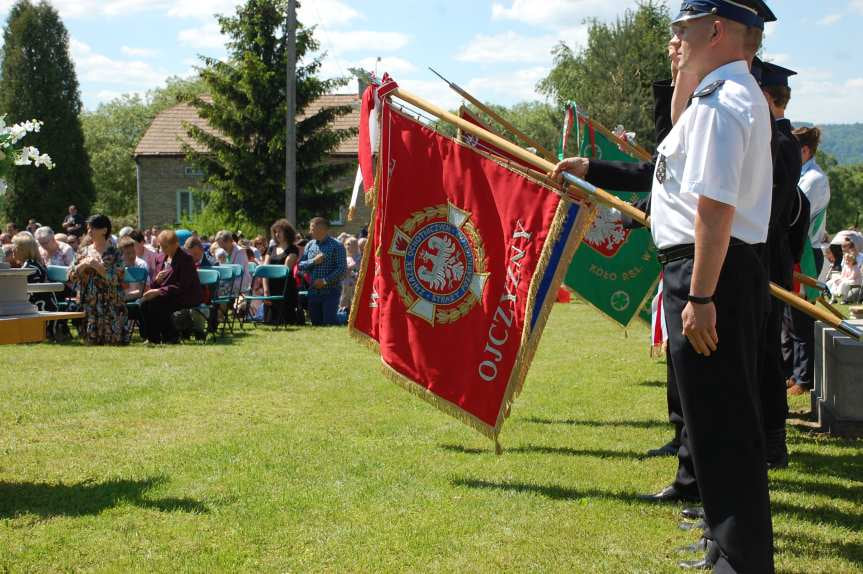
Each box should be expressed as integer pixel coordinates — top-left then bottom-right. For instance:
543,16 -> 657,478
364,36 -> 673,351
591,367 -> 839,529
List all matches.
1,302 -> 861,573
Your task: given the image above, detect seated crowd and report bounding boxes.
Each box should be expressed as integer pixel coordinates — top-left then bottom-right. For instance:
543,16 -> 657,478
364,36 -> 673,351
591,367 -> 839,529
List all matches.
1,207 -> 365,345
824,237 -> 863,304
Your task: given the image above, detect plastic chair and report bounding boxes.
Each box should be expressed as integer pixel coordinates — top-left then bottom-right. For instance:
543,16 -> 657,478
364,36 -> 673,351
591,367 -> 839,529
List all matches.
194,268 -> 220,342
46,265 -> 70,283
241,265 -> 289,328
123,266 -> 148,285
123,266 -> 150,337
211,265 -> 237,335
46,265 -> 71,311
226,264 -> 247,329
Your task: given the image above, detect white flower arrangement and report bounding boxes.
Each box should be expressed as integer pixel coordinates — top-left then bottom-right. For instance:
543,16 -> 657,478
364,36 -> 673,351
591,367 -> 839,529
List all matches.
0,115 -> 54,175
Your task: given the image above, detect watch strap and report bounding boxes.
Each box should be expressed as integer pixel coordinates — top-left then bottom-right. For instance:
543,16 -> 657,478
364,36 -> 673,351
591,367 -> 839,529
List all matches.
687,294 -> 713,305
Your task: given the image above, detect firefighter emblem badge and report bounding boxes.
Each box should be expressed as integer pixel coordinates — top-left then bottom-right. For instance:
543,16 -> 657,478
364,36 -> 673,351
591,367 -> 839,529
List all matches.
389,203 -> 489,325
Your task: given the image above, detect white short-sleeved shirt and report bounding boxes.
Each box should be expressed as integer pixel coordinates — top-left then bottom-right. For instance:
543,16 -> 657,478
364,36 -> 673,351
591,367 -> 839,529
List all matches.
650,60 -> 773,250
40,241 -> 75,267
798,158 -> 831,247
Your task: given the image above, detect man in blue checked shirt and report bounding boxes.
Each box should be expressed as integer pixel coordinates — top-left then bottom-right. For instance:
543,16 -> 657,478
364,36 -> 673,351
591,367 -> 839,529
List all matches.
298,217 -> 347,326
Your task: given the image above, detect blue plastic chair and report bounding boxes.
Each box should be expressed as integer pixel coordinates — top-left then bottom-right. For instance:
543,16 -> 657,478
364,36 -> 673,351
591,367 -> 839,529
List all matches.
211,265 -> 237,335
231,263 -> 252,331
123,266 -> 148,285
46,265 -> 70,283
194,268 -> 220,342
241,264 -> 290,328
46,265 -> 71,311
123,266 -> 150,337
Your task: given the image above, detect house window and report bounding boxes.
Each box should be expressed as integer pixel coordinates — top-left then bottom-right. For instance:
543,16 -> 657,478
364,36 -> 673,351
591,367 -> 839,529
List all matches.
330,206 -> 347,227
184,166 -> 204,177
176,189 -> 205,222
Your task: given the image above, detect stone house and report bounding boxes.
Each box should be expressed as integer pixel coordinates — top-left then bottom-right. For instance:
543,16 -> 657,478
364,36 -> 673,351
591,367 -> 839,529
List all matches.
133,94 -> 370,235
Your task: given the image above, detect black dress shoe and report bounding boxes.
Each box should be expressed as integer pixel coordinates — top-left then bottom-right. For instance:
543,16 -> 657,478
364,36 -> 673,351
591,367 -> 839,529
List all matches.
677,537 -> 709,554
678,519 -> 707,531
678,557 -> 713,570
766,428 -> 789,469
638,484 -> 700,503
767,454 -> 789,470
681,506 -> 705,520
679,539 -> 719,570
646,440 -> 680,458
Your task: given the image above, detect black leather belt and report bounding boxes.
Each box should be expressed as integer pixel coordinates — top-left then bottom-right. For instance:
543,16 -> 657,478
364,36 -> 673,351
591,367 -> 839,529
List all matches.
657,238 -> 749,265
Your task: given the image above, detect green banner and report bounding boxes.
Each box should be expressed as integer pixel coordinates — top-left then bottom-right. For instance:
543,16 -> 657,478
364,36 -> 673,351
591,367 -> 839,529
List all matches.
564,122 -> 661,328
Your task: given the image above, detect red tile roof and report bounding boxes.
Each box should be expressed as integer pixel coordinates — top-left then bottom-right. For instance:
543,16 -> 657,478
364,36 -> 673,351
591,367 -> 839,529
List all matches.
134,93 -> 360,157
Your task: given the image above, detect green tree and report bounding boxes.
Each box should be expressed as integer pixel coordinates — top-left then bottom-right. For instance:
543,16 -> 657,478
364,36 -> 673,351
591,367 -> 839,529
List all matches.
82,76 -> 208,220
0,0 -> 95,227
825,163 -> 863,232
184,0 -> 356,228
538,1 -> 671,152
82,94 -> 150,217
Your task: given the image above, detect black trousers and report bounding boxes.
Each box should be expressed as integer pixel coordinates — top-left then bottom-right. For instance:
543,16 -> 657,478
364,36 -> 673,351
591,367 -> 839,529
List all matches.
780,247 -> 823,387
140,297 -> 182,344
663,244 -> 773,574
760,295 -> 789,430
668,346 -> 700,497
666,348 -> 684,447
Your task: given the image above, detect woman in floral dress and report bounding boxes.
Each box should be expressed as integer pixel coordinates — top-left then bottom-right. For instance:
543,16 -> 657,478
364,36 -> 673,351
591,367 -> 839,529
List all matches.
69,214 -> 131,345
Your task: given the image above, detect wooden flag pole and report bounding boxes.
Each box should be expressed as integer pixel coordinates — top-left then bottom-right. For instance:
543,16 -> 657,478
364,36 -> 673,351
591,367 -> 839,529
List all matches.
792,271 -> 848,317
429,67 -> 557,162
392,87 -> 647,225
577,111 -> 653,162
390,86 -> 863,340
817,296 -> 848,321
794,271 -> 828,293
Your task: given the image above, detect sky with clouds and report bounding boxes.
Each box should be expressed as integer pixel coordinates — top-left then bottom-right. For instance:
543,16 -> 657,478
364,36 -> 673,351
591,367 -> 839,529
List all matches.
0,0 -> 860,124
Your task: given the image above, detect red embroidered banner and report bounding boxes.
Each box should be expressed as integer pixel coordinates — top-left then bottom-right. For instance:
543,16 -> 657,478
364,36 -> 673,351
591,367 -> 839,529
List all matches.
351,97 -> 592,440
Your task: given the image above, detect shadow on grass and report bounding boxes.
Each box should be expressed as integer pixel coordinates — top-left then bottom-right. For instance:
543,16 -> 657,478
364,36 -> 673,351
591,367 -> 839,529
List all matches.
789,449 -> 863,484
771,477 -> 863,504
637,380 -> 667,388
776,532 -> 863,571
0,477 -> 207,518
772,499 -> 863,532
440,444 -> 644,459
451,478 -> 644,503
522,417 -> 667,429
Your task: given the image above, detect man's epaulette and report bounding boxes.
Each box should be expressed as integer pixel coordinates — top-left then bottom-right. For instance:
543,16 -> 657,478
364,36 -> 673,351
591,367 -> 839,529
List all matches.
692,80 -> 725,99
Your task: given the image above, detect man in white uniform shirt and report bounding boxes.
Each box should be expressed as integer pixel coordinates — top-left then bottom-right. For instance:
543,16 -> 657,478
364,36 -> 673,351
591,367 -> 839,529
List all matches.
647,1 -> 775,572
794,126 -> 830,271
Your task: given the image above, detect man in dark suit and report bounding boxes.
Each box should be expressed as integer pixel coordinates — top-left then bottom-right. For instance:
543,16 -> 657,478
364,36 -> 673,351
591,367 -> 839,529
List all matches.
139,230 -> 203,344
752,58 -> 807,468
553,36 -> 696,469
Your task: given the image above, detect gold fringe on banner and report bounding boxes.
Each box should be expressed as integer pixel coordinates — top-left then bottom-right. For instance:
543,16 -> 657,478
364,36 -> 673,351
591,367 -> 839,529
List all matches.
347,141 -> 383,347
506,198 -> 597,410
348,103 -> 599,444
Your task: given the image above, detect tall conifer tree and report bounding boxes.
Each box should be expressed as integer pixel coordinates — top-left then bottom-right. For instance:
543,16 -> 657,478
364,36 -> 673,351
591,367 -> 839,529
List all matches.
0,0 -> 95,227
185,0 -> 355,228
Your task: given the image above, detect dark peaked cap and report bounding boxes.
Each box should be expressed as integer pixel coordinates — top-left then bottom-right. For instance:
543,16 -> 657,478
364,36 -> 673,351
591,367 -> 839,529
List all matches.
672,0 -> 777,29
752,57 -> 797,87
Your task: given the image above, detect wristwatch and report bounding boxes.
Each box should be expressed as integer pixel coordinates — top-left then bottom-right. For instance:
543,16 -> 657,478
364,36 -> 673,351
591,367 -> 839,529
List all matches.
687,294 -> 713,305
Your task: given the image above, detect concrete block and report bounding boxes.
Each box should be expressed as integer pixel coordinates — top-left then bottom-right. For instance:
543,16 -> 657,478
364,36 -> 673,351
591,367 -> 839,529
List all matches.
819,320 -> 863,437
813,322 -> 832,413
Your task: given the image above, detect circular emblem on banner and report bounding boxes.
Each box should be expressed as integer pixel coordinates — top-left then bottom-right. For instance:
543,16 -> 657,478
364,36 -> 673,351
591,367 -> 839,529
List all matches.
389,203 -> 489,326
610,290 -> 631,312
